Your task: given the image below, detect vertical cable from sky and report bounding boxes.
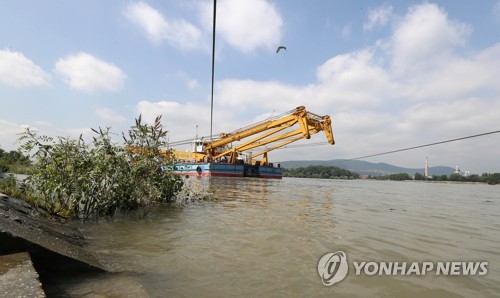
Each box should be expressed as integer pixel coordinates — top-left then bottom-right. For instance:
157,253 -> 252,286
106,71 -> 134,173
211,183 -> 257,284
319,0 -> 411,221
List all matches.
210,0 -> 217,141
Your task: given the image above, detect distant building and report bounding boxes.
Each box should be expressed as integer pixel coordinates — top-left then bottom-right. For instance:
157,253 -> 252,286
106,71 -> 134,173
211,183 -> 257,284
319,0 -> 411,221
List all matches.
454,166 -> 471,176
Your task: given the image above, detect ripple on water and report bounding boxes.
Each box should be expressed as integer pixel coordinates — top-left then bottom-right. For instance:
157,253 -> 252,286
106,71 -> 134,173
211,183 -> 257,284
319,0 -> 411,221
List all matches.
59,178 -> 500,297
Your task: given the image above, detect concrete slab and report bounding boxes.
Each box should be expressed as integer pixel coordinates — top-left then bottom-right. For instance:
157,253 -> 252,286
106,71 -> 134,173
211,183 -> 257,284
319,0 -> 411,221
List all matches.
0,252 -> 45,298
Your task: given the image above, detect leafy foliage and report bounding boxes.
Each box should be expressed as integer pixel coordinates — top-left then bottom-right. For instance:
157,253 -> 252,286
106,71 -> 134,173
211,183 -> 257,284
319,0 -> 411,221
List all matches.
413,172 -> 424,180
372,173 -> 411,181
283,165 -> 359,179
15,115 -> 183,220
0,174 -> 24,198
369,172 -> 499,184
486,173 -> 500,185
0,147 -> 32,174
389,173 -> 411,181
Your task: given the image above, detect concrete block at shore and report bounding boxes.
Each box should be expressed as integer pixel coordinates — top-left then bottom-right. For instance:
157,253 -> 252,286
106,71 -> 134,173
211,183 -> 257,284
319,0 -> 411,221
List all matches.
0,252 -> 45,298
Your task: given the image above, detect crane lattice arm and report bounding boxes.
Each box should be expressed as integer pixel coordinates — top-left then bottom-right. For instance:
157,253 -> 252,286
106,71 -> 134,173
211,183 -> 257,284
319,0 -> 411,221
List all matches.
205,106 -> 334,164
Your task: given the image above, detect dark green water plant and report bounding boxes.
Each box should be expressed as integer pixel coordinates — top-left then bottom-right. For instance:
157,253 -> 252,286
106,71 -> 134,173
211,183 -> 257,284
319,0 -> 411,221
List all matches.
17,115 -> 183,220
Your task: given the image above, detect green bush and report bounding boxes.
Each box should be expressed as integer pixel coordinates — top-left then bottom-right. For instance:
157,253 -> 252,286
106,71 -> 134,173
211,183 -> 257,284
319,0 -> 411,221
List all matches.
388,173 -> 411,181
283,165 -> 359,179
0,160 -> 9,173
0,174 -> 23,198
17,115 -> 183,220
0,147 -> 32,174
487,173 -> 500,185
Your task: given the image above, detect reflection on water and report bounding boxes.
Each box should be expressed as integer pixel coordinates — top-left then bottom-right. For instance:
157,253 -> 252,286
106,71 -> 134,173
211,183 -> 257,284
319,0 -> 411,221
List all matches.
54,178 -> 500,297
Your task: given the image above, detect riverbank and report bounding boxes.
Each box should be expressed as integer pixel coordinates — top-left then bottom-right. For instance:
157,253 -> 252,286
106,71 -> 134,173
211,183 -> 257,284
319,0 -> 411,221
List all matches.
0,192 -> 109,296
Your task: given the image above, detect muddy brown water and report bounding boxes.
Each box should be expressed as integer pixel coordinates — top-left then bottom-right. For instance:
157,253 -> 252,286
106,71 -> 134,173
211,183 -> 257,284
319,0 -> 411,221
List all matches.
46,178 -> 500,297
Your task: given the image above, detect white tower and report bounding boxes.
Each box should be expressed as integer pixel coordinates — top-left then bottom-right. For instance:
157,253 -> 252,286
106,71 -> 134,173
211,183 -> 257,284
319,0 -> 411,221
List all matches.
425,157 -> 429,177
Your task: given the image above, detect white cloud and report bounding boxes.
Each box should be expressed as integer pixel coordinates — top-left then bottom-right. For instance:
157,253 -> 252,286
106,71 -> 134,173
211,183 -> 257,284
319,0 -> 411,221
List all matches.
168,20 -> 204,50
124,2 -> 167,43
403,44 -> 500,100
124,2 -> 203,50
341,25 -> 351,38
187,79 -> 199,90
0,119 -> 25,151
273,94 -> 500,172
125,0 -> 283,53
136,101 -> 209,143
64,127 -> 94,140
0,49 -> 50,87
214,79 -> 307,114
199,0 -> 283,53
313,49 -> 399,106
55,52 -> 126,93
387,98 -> 500,169
33,120 -> 53,127
95,107 -> 126,123
399,99 -> 498,136
183,2 -> 499,172
0,118 -> 95,153
136,100 -> 237,143
10,2 -> 487,173
212,49 -> 399,112
364,4 -> 393,31
176,70 -> 200,90
390,3 -> 472,76
206,1 -> 497,126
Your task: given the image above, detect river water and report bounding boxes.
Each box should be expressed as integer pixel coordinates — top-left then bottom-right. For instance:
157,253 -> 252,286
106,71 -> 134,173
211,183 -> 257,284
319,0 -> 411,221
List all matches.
51,178 -> 499,297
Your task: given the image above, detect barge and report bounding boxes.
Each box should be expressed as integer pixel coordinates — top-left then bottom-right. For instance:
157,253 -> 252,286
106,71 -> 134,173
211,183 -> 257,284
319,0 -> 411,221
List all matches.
163,106 -> 334,180
171,162 -> 283,179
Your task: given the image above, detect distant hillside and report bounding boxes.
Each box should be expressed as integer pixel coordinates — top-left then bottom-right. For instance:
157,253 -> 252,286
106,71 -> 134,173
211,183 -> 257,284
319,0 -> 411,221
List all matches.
279,159 -> 454,176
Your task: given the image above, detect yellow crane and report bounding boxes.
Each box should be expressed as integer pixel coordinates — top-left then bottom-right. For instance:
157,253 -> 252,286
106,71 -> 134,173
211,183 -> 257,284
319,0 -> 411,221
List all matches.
166,106 -> 334,166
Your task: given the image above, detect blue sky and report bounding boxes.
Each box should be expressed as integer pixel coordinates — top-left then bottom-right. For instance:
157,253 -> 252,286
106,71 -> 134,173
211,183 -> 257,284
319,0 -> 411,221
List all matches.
1,0 -> 500,173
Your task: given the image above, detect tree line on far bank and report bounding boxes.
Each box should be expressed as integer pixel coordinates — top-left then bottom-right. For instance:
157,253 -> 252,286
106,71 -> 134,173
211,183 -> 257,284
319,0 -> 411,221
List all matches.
370,172 -> 500,185
283,165 -> 359,179
283,165 -> 500,185
0,148 -> 32,174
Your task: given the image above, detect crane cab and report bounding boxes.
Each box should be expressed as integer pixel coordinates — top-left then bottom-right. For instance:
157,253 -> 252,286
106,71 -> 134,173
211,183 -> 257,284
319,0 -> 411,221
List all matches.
192,139 -> 205,153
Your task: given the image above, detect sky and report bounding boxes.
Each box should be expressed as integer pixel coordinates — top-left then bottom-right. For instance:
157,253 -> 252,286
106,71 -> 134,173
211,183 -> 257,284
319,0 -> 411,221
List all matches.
1,0 -> 500,174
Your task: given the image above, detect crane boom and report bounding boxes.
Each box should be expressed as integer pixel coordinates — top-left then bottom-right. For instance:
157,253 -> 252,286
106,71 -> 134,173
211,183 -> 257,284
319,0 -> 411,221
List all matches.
169,106 -> 334,166
206,107 -> 306,149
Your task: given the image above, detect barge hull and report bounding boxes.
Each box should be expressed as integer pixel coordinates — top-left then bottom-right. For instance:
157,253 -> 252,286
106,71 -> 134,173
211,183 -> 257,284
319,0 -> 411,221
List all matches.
171,163 -> 282,179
